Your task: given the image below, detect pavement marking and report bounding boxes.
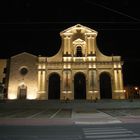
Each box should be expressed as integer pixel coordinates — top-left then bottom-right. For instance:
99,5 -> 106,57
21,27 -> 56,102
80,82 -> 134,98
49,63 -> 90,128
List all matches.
83,127 -> 140,139
84,130 -> 134,135
103,138 -> 140,140
26,111 -> 45,118
49,108 -> 62,119
0,135 -> 82,140
4,110 -> 28,118
75,120 -> 121,125
0,110 -> 20,118
83,127 -> 129,132
85,134 -> 139,139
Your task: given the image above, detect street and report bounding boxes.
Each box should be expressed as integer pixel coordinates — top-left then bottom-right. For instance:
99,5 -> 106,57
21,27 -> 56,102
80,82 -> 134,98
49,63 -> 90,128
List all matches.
0,123 -> 140,140
1,101 -> 140,139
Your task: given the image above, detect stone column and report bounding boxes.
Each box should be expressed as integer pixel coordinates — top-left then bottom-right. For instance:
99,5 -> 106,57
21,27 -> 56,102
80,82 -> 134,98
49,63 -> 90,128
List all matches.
85,33 -> 96,55
41,70 -> 46,92
89,70 -> 94,91
63,33 -> 72,55
38,70 -> 41,92
87,36 -> 91,54
37,57 -> 47,99
88,69 -> 98,100
62,70 -> 72,100
118,69 -> 123,90
64,37 -> 68,54
90,35 -> 95,54
114,69 -> 119,90
62,71 -> 66,92
113,68 -> 124,99
114,69 -> 124,91
37,70 -> 46,97
67,36 -> 71,54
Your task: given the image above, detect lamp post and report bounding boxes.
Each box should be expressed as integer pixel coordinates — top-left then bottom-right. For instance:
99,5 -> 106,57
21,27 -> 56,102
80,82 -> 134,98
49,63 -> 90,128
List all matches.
134,86 -> 139,98
129,86 -> 134,102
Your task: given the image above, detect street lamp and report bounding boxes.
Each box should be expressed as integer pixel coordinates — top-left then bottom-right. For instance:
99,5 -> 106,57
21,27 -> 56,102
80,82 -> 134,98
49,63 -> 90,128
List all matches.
134,86 -> 139,99
134,87 -> 138,91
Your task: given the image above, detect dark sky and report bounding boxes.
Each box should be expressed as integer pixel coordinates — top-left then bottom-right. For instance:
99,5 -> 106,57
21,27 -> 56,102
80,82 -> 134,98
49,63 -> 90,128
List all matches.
0,0 -> 140,86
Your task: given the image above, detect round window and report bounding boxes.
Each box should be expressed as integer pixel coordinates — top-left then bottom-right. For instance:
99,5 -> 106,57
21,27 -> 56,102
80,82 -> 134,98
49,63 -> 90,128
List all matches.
20,67 -> 28,76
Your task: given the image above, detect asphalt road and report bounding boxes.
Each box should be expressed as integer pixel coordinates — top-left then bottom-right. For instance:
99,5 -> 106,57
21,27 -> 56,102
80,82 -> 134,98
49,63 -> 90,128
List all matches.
0,123 -> 140,140
1,108 -> 140,118
0,108 -> 72,118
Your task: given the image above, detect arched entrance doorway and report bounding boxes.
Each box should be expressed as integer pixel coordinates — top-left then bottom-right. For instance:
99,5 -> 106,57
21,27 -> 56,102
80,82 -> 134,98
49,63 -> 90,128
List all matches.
18,84 -> 27,99
48,73 -> 60,99
100,72 -> 112,99
74,72 -> 86,99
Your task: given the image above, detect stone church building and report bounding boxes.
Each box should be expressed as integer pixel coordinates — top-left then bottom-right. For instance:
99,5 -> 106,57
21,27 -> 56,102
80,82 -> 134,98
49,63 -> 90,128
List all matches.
6,24 -> 125,100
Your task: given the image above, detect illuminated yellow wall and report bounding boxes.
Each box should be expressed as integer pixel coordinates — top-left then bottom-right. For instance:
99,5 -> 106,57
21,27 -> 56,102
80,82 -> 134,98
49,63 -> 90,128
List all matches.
7,24 -> 125,100
8,53 -> 38,99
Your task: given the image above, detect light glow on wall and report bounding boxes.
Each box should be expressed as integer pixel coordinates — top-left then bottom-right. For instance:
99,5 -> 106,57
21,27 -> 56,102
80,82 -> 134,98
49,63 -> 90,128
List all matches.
38,65 -> 41,69
63,64 -> 71,69
27,82 -> 38,99
63,57 -> 71,62
27,94 -> 37,100
118,64 -> 121,68
42,64 -> 46,69
8,83 -> 18,99
63,90 -> 71,94
94,90 -> 98,93
88,56 -> 96,61
8,93 -> 17,100
114,63 -> 121,68
19,82 -> 25,86
114,90 -> 125,92
114,64 -> 117,68
73,57 -> 86,62
89,64 -> 96,68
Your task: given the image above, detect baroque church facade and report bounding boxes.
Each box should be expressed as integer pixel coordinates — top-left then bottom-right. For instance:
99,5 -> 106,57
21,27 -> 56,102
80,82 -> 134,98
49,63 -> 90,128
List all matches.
7,24 -> 125,100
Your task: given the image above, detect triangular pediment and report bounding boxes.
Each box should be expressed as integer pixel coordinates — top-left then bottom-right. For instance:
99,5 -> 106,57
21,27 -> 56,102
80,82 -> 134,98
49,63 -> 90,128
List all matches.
60,24 -> 97,35
73,38 -> 86,45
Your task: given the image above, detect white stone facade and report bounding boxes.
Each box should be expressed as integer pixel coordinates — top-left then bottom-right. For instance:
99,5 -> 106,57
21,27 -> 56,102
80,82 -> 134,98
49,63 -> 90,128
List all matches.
7,24 -> 125,100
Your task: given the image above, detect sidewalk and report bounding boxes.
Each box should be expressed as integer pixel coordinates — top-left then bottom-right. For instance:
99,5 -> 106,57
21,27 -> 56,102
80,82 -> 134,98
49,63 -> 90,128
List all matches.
118,116 -> 140,123
0,110 -> 122,126
72,109 -> 121,125
0,110 -> 140,126
0,118 -> 74,126
1,100 -> 140,125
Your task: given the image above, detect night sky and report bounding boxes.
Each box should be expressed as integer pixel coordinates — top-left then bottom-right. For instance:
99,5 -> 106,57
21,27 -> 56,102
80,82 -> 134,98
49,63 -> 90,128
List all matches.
0,0 -> 140,86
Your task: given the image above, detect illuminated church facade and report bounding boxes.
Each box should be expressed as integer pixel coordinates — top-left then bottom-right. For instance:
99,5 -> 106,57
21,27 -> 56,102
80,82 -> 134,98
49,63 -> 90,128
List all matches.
6,24 -> 125,100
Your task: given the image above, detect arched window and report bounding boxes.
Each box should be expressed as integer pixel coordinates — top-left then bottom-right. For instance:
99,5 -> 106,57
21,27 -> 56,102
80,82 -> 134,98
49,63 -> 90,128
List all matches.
76,46 -> 83,57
